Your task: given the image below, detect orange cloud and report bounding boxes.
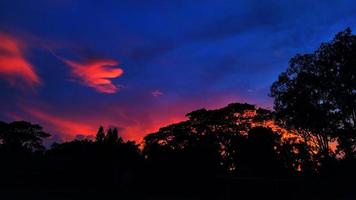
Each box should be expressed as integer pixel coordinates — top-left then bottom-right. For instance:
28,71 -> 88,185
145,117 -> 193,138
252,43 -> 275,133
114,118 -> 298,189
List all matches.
62,58 -> 123,93
0,33 -> 40,87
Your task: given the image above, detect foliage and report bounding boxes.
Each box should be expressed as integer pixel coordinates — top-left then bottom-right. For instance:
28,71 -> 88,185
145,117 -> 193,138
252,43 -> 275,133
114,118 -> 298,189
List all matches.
271,28 -> 356,158
144,103 -> 299,176
0,121 -> 50,152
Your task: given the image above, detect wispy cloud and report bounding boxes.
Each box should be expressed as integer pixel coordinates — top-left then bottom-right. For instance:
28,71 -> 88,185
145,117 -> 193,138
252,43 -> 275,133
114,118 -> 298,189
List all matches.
23,107 -> 97,140
0,33 -> 41,87
4,91 -> 247,143
152,90 -> 163,97
61,58 -> 123,93
13,103 -> 186,142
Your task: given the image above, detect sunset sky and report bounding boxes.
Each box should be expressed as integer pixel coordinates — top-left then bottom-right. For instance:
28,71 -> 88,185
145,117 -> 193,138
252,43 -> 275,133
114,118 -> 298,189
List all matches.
1,0 -> 356,144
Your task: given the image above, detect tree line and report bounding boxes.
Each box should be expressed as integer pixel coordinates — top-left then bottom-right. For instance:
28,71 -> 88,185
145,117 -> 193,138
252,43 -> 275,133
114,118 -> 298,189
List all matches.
0,28 -> 355,199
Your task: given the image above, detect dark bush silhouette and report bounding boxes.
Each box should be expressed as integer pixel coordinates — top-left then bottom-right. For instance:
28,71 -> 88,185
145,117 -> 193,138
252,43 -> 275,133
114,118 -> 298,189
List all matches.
47,127 -> 142,189
235,127 -> 288,178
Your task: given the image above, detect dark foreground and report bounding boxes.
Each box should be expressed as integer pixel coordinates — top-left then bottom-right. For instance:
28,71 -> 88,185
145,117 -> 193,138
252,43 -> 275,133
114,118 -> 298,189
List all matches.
1,176 -> 355,200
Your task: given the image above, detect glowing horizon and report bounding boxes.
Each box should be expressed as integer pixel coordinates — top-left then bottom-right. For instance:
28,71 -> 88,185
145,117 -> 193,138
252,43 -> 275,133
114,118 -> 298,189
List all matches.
1,1 -> 355,144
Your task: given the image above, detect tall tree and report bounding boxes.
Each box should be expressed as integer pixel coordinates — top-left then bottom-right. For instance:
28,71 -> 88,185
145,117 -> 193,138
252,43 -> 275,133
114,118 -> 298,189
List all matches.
105,128 -> 120,144
96,126 -> 105,142
270,28 -> 356,159
112,128 -> 119,143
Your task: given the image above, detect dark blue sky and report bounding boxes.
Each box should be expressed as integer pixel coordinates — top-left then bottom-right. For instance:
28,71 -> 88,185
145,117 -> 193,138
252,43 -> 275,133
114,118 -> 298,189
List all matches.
1,0 -> 355,142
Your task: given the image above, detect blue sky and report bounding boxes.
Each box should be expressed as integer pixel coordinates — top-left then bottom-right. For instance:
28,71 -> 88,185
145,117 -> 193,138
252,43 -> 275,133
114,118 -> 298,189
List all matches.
0,0 -> 355,142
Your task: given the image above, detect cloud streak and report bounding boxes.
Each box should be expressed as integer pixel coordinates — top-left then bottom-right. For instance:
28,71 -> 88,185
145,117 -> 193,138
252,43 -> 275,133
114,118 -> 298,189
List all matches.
12,103 -> 187,143
5,91 -> 251,144
23,107 -> 98,140
152,90 -> 163,97
0,33 -> 41,87
61,58 -> 123,93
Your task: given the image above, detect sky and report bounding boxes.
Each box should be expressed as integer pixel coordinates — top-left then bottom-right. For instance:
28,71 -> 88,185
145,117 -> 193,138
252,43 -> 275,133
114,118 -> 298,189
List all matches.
1,0 -> 356,144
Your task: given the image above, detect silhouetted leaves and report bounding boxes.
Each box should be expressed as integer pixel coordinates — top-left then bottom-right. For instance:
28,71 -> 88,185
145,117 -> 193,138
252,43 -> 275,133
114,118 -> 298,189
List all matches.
0,121 -> 50,152
144,103 -> 295,178
271,28 -> 356,160
95,126 -> 105,142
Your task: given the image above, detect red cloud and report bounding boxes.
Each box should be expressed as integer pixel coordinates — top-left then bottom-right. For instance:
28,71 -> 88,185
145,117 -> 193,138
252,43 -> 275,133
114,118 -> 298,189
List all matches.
23,107 -> 98,140
11,101 -> 188,143
14,106 -> 184,143
9,93 -> 246,143
62,58 -> 123,93
0,33 -> 41,87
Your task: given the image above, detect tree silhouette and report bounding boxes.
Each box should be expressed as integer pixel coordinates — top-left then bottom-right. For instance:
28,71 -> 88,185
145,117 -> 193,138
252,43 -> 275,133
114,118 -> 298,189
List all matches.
144,103 -> 299,177
47,134 -> 142,190
96,126 -> 105,142
105,128 -> 121,144
270,28 -> 356,159
0,121 -> 50,152
112,128 -> 120,143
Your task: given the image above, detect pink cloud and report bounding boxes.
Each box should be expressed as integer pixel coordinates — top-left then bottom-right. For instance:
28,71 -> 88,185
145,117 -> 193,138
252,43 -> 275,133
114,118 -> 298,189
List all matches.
62,58 -> 123,93
0,33 -> 41,87
9,92 -> 251,143
12,104 -> 186,143
23,107 -> 97,140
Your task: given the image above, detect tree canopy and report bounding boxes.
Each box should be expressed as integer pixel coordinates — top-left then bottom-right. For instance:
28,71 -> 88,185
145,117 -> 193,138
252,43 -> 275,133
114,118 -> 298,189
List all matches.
143,103 -> 300,176
270,28 -> 356,159
0,121 -> 50,152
